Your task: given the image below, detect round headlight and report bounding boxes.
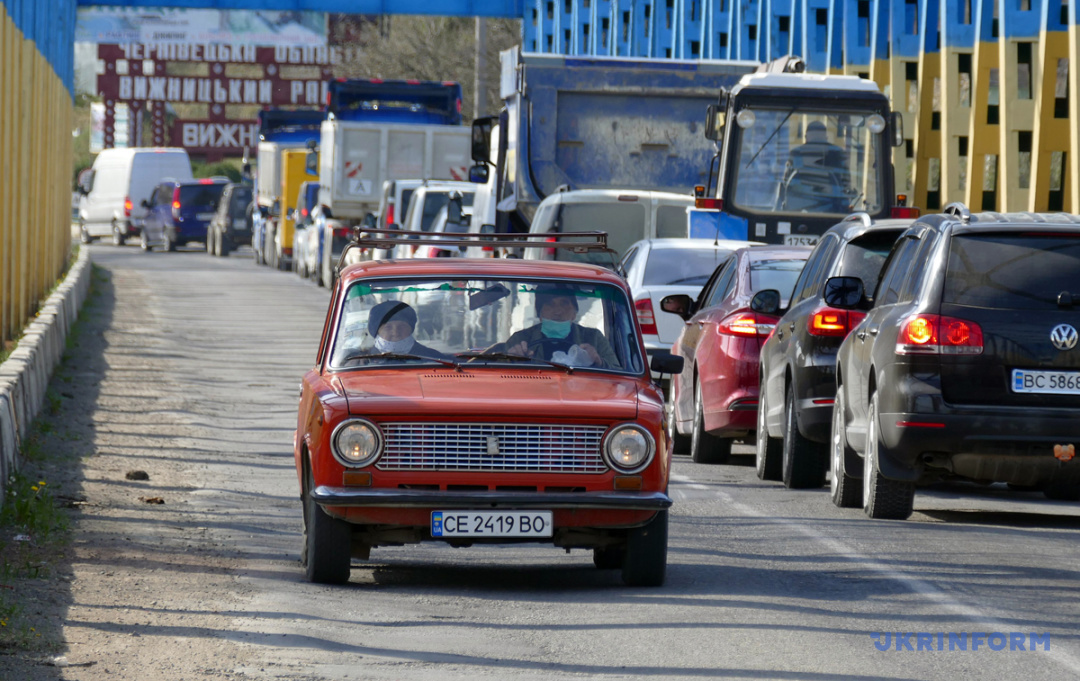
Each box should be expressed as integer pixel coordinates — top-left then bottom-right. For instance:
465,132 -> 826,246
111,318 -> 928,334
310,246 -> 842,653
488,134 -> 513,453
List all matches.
735,109 -> 756,128
332,419 -> 382,467
604,425 -> 654,473
867,113 -> 886,134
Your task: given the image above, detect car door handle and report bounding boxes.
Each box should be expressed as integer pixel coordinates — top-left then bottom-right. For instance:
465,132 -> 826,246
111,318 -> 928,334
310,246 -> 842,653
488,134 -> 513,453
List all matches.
776,329 -> 784,340
788,322 -> 795,332
697,320 -> 706,327
867,327 -> 879,336
856,330 -> 867,340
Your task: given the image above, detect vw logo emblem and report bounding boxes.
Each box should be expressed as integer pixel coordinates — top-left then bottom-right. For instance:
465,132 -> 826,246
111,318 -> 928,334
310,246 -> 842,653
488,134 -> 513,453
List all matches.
1050,324 -> 1079,351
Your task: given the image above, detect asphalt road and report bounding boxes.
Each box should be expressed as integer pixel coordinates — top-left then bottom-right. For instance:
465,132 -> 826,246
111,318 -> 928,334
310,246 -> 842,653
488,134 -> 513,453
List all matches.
40,243 -> 1080,680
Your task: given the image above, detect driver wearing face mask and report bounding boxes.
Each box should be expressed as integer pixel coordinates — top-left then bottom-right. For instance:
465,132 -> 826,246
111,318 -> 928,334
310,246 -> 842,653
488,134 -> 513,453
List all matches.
505,287 -> 619,368
366,300 -> 447,359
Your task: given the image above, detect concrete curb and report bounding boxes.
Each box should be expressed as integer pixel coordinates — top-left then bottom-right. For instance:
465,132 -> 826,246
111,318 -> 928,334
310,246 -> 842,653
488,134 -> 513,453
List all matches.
0,247 -> 92,497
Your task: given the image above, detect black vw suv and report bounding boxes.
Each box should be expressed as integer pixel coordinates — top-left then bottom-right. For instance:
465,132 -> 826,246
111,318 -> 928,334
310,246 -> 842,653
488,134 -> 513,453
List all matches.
829,204 -> 1080,519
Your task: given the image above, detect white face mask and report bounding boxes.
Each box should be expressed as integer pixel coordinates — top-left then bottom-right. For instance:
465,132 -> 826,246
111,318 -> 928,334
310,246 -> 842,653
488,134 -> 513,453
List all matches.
374,335 -> 416,354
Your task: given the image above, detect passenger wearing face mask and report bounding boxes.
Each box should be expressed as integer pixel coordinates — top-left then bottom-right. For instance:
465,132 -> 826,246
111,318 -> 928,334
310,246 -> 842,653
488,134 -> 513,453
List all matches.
505,287 -> 619,368
365,300 -> 447,359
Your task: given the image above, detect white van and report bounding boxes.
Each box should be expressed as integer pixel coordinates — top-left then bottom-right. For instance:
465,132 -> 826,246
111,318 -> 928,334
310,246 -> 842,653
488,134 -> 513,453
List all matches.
77,148 -> 193,245
524,188 -> 696,266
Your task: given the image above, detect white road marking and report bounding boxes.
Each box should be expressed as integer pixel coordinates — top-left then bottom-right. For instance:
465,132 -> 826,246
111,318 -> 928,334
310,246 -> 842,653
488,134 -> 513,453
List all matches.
670,473 -> 1080,673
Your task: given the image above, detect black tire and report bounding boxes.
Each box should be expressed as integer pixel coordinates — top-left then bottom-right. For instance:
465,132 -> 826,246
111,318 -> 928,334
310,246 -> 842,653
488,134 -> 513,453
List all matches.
164,231 -> 176,252
112,221 -> 126,246
621,510 -> 667,587
666,384 -> 691,455
829,388 -> 862,508
301,464 -> 352,584
1006,482 -> 1040,492
1042,478 -> 1080,501
782,385 -> 828,489
220,234 -> 232,257
690,380 -> 732,464
593,545 -> 625,570
862,392 -> 915,520
206,230 -> 215,254
755,379 -> 783,481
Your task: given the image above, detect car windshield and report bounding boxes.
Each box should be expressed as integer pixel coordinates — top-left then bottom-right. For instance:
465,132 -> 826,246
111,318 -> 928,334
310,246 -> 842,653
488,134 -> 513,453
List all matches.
329,277 -> 644,374
179,184 -> 225,209
943,233 -> 1080,310
729,108 -> 886,217
418,192 -> 476,232
750,258 -> 807,298
643,247 -> 734,286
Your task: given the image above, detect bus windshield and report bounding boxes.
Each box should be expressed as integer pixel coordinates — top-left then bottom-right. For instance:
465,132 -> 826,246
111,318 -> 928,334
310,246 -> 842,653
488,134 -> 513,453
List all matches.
729,107 -> 887,218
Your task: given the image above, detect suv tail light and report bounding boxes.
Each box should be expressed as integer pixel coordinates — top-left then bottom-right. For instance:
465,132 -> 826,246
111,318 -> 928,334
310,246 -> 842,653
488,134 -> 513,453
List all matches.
385,202 -> 394,227
808,306 -> 867,337
717,311 -> 777,337
635,299 -> 659,335
123,196 -> 132,217
171,187 -> 181,219
896,314 -> 983,355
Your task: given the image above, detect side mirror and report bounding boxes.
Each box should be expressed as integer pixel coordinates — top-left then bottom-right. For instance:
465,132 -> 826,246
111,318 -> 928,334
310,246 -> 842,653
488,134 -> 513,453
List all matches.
650,352 -> 684,376
305,149 -> 319,175
822,276 -> 865,309
749,289 -> 781,315
468,164 -> 489,184
660,294 -> 694,321
471,115 -> 494,163
891,112 -> 904,148
77,168 -> 95,195
705,104 -> 726,142
140,199 -> 151,209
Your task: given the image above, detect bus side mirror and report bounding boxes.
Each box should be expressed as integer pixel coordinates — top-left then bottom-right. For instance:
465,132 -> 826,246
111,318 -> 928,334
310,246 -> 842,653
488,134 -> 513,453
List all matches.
305,149 -> 319,175
468,164 -> 489,184
705,104 -> 725,142
891,112 -> 904,147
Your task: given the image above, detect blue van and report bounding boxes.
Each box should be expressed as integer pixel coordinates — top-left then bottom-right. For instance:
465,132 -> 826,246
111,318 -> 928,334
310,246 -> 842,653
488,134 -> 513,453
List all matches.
141,178 -> 228,252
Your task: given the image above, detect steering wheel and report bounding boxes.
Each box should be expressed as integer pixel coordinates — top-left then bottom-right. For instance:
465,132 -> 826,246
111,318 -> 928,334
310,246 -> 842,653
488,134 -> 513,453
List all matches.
779,168 -> 850,212
528,337 -> 574,359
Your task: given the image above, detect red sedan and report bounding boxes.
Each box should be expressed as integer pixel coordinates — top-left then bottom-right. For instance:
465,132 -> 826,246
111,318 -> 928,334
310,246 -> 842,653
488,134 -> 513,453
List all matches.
662,245 -> 810,463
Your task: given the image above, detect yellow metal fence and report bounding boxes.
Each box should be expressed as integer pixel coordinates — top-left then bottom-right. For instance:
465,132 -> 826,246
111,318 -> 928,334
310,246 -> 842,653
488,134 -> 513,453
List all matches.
0,3 -> 73,348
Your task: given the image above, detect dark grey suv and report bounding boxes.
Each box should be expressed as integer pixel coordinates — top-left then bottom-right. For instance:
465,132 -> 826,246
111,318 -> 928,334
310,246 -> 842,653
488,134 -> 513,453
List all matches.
830,205 -> 1080,519
756,214 -> 910,488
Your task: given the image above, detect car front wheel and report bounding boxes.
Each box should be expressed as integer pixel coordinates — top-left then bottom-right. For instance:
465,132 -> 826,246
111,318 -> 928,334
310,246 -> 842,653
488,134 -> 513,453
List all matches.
302,464 -> 352,584
690,379 -> 732,464
755,378 -> 783,480
621,510 -> 667,586
862,391 -> 915,520
829,388 -> 862,508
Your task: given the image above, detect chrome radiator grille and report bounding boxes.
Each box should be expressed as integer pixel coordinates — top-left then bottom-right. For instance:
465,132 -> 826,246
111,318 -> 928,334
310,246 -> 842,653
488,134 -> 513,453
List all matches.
376,423 -> 608,473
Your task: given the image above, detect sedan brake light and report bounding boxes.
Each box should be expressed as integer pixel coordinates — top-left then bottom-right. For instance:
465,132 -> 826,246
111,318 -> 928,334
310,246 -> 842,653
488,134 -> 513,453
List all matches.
635,299 -> 659,335
385,202 -> 394,226
717,311 -> 777,337
171,187 -> 181,219
808,306 -> 867,337
123,196 -> 132,217
896,314 -> 983,355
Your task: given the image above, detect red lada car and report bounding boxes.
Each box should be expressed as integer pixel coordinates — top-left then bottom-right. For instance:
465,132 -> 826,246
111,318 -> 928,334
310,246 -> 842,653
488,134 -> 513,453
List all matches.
295,234 -> 683,586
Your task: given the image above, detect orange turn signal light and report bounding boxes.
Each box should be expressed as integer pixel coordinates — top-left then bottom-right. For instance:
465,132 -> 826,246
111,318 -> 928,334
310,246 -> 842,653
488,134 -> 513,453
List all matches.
1053,444 -> 1075,462
614,476 -> 643,491
343,471 -> 372,486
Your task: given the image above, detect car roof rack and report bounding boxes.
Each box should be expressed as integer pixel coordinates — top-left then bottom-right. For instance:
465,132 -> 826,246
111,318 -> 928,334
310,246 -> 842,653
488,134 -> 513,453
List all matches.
943,202 -> 972,224
336,228 -> 614,274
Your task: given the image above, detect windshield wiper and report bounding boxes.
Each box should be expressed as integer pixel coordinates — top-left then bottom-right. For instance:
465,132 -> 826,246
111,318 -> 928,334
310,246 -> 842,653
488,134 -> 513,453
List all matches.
744,107 -> 797,169
341,351 -> 460,369
456,352 -> 574,374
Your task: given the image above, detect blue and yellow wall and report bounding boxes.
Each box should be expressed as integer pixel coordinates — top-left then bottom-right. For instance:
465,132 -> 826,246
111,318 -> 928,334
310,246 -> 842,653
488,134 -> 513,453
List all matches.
0,0 -> 76,346
523,0 -> 1080,214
